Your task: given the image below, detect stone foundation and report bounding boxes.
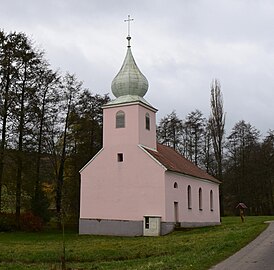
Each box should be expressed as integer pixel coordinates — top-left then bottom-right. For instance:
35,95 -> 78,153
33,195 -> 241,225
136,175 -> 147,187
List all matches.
79,218 -> 220,236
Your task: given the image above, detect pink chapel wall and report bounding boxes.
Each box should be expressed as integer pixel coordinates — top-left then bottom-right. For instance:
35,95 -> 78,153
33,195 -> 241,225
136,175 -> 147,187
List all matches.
80,144 -> 166,221
80,99 -> 220,227
80,101 -> 162,222
164,172 -> 220,224
138,105 -> 157,149
103,103 -> 157,149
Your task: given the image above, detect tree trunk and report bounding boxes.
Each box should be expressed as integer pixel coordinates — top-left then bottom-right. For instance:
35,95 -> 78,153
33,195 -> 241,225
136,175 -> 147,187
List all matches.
0,67 -> 11,212
56,94 -> 71,216
34,89 -> 47,203
15,64 -> 27,228
0,101 -> 8,213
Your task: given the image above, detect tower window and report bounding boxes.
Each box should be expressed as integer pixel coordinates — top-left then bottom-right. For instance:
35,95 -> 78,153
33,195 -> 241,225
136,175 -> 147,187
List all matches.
174,182 -> 178,189
116,111 -> 125,128
145,113 -> 150,130
117,153 -> 123,162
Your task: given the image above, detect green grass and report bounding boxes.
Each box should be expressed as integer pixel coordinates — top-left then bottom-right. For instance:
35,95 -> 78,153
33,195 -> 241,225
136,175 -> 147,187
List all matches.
0,216 -> 273,270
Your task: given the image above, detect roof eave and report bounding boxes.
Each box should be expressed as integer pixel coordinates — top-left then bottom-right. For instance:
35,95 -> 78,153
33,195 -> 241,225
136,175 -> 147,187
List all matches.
79,148 -> 104,173
102,99 -> 158,112
166,169 -> 221,184
138,145 -> 167,171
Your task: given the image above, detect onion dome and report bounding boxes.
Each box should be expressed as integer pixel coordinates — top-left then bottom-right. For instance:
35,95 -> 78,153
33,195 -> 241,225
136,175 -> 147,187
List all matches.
111,36 -> 149,98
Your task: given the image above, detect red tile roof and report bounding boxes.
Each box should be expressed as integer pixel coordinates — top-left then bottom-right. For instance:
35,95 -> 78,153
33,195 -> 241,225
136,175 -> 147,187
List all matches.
143,144 -> 220,183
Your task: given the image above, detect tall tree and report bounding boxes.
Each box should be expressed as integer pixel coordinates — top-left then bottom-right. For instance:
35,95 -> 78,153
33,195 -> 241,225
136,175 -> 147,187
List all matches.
209,79 -> 225,179
0,30 -> 113,224
225,120 -> 260,213
201,121 -> 215,174
11,33 -> 44,226
157,111 -> 183,152
31,65 -> 59,221
260,130 -> 274,214
0,31 -> 17,211
208,79 -> 225,216
56,91 -> 110,221
68,90 -> 110,165
55,73 -> 82,216
183,109 -> 206,166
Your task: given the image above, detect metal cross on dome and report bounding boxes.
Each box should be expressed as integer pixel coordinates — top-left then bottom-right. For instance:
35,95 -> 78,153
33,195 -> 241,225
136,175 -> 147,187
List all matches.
124,15 -> 134,37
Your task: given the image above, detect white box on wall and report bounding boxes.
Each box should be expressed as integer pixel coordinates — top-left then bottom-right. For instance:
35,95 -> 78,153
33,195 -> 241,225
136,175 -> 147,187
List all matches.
143,216 -> 161,236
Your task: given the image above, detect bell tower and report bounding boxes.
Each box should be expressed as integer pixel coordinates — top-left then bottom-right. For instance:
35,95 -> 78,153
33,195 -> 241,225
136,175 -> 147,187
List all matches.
102,21 -> 157,150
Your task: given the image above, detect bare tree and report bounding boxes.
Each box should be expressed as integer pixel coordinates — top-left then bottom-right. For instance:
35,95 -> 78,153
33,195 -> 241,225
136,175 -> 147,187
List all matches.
157,111 -> 183,152
31,66 -> 59,221
225,120 -> 260,214
11,34 -> 44,226
183,109 -> 206,166
56,73 -> 82,216
0,31 -> 17,211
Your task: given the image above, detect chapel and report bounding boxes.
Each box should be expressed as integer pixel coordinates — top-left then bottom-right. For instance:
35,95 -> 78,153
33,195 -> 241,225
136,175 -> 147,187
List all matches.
79,31 -> 220,236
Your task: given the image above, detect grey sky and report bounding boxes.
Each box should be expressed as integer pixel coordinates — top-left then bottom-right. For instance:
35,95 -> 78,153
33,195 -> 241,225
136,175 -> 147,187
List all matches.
1,0 -> 274,136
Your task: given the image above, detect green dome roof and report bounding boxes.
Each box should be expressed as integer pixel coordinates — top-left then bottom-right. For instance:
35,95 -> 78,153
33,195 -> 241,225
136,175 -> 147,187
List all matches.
111,38 -> 149,98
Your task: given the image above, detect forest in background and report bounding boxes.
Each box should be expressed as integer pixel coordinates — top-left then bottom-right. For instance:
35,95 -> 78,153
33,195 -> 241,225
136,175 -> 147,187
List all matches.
157,89 -> 274,216
0,30 -> 109,229
0,30 -> 273,230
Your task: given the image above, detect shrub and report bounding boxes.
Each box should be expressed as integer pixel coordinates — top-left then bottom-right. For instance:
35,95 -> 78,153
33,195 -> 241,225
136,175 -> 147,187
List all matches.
0,213 -> 16,231
0,212 -> 44,232
20,212 -> 44,232
31,188 -> 51,223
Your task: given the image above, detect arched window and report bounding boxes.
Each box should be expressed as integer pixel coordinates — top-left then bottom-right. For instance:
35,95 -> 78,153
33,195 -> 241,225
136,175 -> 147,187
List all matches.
199,188 -> 203,210
210,190 -> 213,211
116,111 -> 125,128
187,185 -> 192,209
145,113 -> 150,130
174,182 -> 178,189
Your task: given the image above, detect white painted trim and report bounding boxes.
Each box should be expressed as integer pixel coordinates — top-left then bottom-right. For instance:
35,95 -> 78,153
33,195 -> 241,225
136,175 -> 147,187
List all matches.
138,144 -> 156,151
165,170 -> 221,185
139,145 -> 220,185
102,101 -> 158,112
138,145 -> 167,171
79,148 -> 104,173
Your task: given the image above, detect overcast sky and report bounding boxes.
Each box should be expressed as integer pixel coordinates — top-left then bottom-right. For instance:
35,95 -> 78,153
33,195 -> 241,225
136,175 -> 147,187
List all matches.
1,0 -> 274,136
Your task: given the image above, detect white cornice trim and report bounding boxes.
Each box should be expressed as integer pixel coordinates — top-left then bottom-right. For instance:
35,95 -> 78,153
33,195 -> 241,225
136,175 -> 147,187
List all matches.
102,101 -> 158,112
138,145 -> 167,171
165,170 -> 221,185
79,148 -> 104,173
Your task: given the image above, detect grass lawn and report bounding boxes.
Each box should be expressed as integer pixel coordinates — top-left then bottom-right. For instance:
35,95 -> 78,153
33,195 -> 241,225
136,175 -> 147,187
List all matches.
0,216 -> 273,270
